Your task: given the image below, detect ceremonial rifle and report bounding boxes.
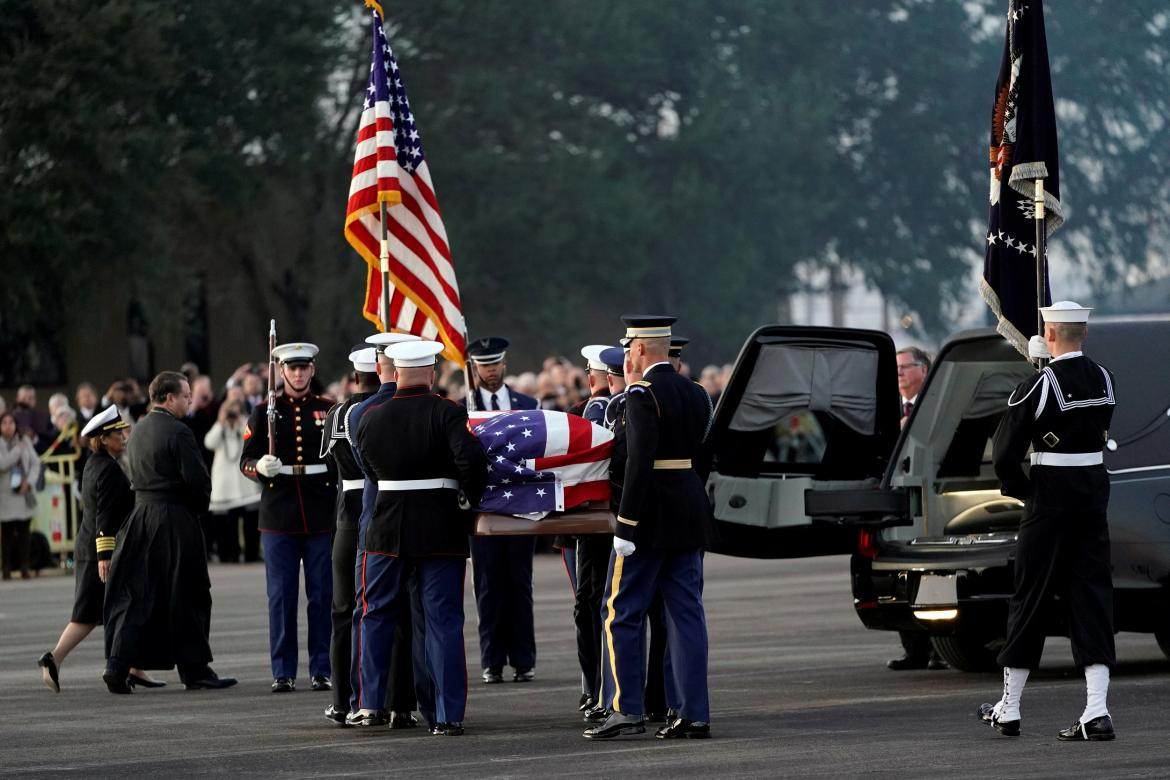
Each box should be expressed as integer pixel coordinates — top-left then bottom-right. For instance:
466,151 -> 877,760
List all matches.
267,319 -> 277,456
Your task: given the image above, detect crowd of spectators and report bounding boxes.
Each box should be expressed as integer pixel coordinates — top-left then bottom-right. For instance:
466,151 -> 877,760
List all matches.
0,351 -> 736,574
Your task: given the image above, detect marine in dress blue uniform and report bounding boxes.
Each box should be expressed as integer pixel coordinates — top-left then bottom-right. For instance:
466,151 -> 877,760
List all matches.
586,316 -> 715,741
240,343 -> 336,693
351,340 -> 489,736
978,302 -> 1119,742
321,346 -> 380,723
342,332 -> 420,727
462,336 -> 541,683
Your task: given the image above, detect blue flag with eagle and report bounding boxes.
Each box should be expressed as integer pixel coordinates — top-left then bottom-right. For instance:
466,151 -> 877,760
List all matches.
980,0 -> 1063,356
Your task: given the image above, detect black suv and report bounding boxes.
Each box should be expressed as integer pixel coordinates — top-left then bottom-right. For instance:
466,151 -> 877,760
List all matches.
709,318 -> 1170,670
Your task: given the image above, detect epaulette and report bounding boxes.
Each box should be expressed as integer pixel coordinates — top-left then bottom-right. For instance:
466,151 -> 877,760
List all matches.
630,380 -> 652,389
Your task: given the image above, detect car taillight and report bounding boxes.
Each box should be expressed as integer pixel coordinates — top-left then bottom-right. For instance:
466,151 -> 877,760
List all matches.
856,529 -> 878,559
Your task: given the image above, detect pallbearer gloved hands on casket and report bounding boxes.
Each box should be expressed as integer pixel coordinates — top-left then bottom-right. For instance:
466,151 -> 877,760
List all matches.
1028,335 -> 1051,360
613,537 -> 636,557
256,454 -> 283,478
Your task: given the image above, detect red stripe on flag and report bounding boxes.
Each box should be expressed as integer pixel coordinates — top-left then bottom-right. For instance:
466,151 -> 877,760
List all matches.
532,440 -> 614,471
564,481 -> 611,508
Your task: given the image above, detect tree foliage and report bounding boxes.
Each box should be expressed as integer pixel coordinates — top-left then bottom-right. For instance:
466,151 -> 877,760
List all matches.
2,0 -> 1168,381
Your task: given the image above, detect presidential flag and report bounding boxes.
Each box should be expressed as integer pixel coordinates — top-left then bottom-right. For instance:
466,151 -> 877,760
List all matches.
469,410 -> 613,519
980,0 -> 1063,357
344,1 -> 467,365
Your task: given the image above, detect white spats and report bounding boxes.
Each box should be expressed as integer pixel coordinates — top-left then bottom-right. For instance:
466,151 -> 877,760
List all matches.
993,666 -> 1030,722
1081,663 -> 1110,723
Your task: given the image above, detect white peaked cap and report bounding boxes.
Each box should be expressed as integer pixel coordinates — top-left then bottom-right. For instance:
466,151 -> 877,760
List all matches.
80,404 -> 129,438
1040,300 -> 1092,323
580,344 -> 612,372
365,332 -> 422,353
271,342 -> 319,364
386,340 -> 444,367
348,347 -> 378,373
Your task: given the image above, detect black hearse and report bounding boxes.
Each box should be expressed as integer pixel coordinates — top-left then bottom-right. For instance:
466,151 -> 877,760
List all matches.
708,317 -> 1170,670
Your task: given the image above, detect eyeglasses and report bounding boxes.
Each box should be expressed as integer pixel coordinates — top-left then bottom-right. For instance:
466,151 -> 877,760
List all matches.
896,363 -> 925,373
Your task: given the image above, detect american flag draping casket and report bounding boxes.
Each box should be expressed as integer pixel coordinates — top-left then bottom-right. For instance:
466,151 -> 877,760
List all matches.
468,410 -> 613,519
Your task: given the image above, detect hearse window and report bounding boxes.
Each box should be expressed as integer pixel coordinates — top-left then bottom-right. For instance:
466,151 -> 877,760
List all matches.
718,343 -> 881,478
936,368 -> 1033,478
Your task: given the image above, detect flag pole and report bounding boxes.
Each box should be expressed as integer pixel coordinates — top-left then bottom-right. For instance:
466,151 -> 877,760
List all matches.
463,331 -> 478,410
379,200 -> 392,332
1033,178 -> 1048,368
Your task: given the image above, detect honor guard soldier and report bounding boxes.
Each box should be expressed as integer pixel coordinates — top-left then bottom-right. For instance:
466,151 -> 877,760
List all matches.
585,316 -> 714,741
463,336 -> 540,684
320,345 -> 380,725
241,343 -> 337,694
979,302 -> 1119,741
351,340 -> 489,736
565,344 -> 616,714
103,372 -> 237,693
344,331 -> 422,729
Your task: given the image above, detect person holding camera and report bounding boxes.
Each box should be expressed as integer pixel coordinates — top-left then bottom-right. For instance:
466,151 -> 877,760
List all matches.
0,411 -> 40,580
204,387 -> 262,563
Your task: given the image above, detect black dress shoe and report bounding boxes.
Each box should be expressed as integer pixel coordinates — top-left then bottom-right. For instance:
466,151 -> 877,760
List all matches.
513,667 -> 535,682
887,654 -> 929,671
583,704 -> 609,723
582,712 -> 645,739
184,670 -> 238,690
927,657 -> 949,671
324,704 -> 351,727
389,711 -> 419,729
431,721 -> 464,736
37,652 -> 60,693
977,702 -> 1020,736
482,667 -> 503,684
103,671 -> 133,695
656,718 -> 711,739
578,693 -> 596,712
128,672 -> 167,688
1057,715 -> 1115,741
271,677 -> 296,693
310,676 -> 332,691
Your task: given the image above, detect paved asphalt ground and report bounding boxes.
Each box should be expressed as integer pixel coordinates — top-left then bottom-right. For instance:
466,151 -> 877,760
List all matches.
1,553 -> 1167,778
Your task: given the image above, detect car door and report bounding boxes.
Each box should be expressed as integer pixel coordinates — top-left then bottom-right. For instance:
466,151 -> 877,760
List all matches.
707,325 -> 903,558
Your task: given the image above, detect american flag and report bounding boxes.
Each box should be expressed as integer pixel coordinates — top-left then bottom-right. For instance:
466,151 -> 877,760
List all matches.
469,411 -> 613,519
343,1 -> 467,365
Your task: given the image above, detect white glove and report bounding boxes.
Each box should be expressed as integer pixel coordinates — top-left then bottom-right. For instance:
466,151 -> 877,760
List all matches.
256,454 -> 283,478
1028,335 -> 1050,360
613,537 -> 636,557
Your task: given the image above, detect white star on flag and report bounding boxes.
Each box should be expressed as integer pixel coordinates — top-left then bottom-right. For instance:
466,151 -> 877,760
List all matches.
521,429 -> 533,438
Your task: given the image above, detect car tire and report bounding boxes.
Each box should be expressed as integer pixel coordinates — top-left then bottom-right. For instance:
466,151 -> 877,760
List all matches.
931,629 -> 1004,672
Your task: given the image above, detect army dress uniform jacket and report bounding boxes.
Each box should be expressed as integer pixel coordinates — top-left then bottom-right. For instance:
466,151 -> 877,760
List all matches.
356,384 -> 489,557
321,391 -> 373,531
993,352 -> 1116,512
241,392 -> 337,534
615,363 -> 715,552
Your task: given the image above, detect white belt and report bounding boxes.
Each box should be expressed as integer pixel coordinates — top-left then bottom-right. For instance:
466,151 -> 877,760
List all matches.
377,478 -> 459,491
341,479 -> 365,491
278,464 -> 328,476
1030,451 -> 1103,467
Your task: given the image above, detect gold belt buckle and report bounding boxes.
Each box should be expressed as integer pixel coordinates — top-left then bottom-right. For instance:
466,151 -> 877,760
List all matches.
291,464 -> 305,476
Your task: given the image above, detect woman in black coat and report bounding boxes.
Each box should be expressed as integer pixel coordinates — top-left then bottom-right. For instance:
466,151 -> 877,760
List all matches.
37,406 -> 163,692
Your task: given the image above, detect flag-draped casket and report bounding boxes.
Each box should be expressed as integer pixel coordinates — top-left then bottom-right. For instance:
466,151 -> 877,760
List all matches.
468,410 -> 612,519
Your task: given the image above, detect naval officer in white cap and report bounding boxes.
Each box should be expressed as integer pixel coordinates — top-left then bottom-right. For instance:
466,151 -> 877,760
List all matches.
979,301 -> 1119,741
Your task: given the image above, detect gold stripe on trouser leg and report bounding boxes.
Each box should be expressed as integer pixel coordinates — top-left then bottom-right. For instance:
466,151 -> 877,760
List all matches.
603,554 -> 625,713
